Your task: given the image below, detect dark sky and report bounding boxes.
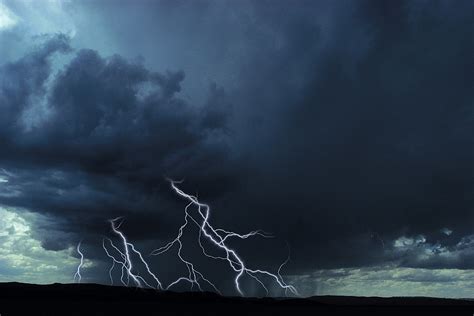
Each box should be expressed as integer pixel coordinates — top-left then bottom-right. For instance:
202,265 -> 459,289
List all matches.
0,0 -> 473,297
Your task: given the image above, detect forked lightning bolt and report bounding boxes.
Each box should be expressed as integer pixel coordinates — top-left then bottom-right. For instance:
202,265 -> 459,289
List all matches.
96,179 -> 298,297
73,241 -> 84,283
150,200 -> 221,294
102,217 -> 163,289
150,179 -> 298,297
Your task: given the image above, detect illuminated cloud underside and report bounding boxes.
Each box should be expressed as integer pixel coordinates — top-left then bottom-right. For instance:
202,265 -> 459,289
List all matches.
0,207 -> 92,284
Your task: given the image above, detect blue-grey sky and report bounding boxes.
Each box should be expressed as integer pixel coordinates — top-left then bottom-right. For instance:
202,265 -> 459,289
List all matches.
0,0 -> 473,297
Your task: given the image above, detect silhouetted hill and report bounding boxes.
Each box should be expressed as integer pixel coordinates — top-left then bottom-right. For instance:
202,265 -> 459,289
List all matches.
0,282 -> 473,315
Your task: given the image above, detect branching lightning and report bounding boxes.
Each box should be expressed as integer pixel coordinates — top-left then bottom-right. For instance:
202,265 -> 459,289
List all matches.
150,200 -> 221,294
79,179 -> 298,297
150,179 -> 298,297
73,241 -> 84,283
102,217 -> 163,289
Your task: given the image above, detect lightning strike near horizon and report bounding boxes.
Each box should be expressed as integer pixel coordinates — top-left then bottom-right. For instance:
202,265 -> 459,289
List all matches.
96,180 -> 297,296
102,238 -> 127,286
151,179 -> 299,297
73,241 -> 84,283
150,200 -> 221,294
102,217 -> 163,289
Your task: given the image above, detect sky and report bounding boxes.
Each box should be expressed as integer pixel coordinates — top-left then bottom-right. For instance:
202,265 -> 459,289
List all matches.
0,0 -> 473,298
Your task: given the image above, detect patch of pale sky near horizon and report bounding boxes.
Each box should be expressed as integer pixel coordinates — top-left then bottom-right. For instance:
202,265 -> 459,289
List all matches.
0,207 -> 93,284
294,265 -> 474,298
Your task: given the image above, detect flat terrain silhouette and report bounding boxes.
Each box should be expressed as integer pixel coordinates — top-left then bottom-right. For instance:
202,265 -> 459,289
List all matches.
0,282 -> 473,315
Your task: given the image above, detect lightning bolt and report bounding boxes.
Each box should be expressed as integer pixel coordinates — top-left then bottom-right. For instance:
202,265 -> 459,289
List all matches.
102,238 -> 126,286
93,179 -> 298,297
73,241 -> 84,283
150,200 -> 221,294
102,217 -> 163,289
151,179 -> 298,297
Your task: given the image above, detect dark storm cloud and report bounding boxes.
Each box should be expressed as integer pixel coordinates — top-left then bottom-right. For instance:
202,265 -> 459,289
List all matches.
0,0 -> 473,285
0,34 -> 70,135
0,33 -> 238,250
213,0 -> 474,271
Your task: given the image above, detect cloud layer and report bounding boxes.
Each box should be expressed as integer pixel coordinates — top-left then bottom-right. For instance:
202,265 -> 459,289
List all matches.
0,0 -> 473,295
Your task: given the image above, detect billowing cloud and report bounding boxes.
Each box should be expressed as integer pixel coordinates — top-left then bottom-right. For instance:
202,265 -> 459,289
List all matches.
0,33 -> 238,248
0,0 -> 473,295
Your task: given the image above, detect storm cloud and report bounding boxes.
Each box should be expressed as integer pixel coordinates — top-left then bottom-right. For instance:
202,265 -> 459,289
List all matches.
0,32 -> 239,243
0,0 -> 473,296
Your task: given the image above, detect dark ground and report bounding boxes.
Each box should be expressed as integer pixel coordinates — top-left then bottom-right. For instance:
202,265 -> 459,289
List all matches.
0,282 -> 473,316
